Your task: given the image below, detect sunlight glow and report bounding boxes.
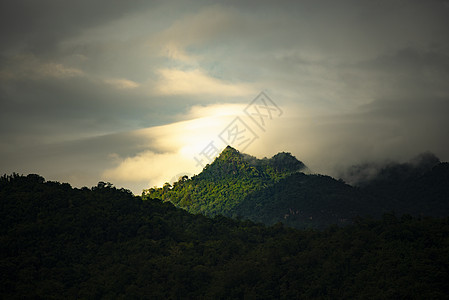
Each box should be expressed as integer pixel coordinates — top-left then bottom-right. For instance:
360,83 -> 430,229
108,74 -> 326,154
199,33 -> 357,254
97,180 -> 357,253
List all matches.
103,103 -> 248,188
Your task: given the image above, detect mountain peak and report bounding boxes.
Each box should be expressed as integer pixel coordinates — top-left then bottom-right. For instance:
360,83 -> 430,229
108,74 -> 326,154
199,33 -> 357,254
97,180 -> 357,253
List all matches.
212,146 -> 308,174
269,152 -> 309,173
216,145 -> 242,161
222,145 -> 239,154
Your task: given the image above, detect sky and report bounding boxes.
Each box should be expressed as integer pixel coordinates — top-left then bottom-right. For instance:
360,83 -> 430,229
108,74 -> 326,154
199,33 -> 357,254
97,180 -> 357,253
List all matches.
1,0 -> 449,194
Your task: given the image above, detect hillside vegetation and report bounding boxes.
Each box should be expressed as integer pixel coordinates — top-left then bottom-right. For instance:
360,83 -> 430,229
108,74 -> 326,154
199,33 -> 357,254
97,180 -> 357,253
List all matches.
2,174 -> 449,298
144,146 -> 449,229
143,146 -> 308,217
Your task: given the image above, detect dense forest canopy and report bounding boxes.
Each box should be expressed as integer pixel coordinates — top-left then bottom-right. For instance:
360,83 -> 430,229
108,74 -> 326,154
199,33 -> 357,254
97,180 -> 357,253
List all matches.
1,173 -> 449,298
142,146 -> 309,217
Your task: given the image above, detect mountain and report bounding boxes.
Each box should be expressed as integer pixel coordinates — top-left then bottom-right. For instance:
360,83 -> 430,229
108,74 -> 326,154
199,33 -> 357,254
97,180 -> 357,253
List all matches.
359,161 -> 449,217
144,147 -> 449,229
143,146 -> 371,228
2,174 -> 449,298
142,146 -> 309,218
233,159 -> 449,228
339,152 -> 442,186
231,172 -> 381,229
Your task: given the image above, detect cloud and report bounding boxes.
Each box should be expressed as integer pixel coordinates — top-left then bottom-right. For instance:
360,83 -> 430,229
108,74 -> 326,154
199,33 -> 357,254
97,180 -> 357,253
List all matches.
101,94 -> 448,193
161,43 -> 198,63
0,0 -> 153,54
104,78 -> 140,89
101,103 -> 249,190
38,62 -> 84,78
156,4 -> 246,49
155,68 -> 255,97
0,54 -> 84,81
337,151 -> 441,186
258,97 -> 449,177
103,150 -> 195,188
1,0 -> 449,195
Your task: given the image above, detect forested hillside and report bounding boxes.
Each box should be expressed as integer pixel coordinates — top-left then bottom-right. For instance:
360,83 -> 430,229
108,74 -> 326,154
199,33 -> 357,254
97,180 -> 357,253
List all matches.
232,172 -> 381,229
233,160 -> 449,229
1,174 -> 449,298
142,146 -> 308,217
144,146 -> 449,229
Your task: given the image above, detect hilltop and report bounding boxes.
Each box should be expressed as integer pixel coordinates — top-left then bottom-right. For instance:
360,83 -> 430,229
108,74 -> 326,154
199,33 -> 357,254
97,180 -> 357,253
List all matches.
142,146 -> 309,219
142,146 -> 372,228
143,146 -> 449,229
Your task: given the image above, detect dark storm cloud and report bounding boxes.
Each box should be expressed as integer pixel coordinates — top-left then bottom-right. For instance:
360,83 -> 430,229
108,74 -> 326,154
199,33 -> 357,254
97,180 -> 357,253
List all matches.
0,74 -> 158,137
350,48 -> 449,95
306,96 -> 449,174
1,0 -> 449,192
0,130 -> 155,171
0,0 -> 152,54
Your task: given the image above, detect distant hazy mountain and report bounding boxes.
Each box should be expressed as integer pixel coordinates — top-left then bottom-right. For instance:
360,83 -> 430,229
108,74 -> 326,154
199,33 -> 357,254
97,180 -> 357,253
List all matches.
144,146 -> 449,229
358,161 -> 449,218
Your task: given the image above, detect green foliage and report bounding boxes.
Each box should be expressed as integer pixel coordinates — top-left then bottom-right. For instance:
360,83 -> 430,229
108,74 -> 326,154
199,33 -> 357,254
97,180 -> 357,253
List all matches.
143,147 -> 449,229
142,146 -> 308,217
232,172 -> 383,229
1,174 -> 449,298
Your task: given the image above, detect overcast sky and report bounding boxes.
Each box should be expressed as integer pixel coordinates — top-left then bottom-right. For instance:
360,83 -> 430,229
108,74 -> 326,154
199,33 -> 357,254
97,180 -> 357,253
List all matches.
1,0 -> 449,193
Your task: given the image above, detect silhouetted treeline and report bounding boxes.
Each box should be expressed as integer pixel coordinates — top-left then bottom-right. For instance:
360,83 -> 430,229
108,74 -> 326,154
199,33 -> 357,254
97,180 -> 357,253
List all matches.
1,174 -> 449,298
